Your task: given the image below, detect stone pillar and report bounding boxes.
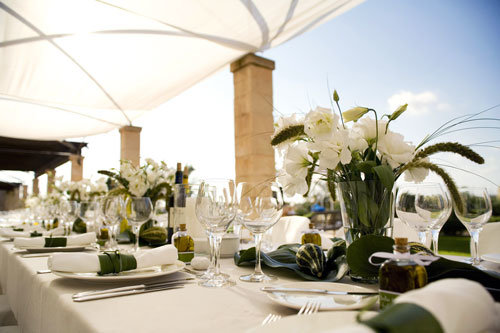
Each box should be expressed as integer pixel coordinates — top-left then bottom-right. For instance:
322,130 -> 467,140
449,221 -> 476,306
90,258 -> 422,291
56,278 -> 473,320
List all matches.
46,169 -> 56,193
231,53 -> 276,185
32,177 -> 39,195
22,185 -> 28,199
119,126 -> 142,167
69,154 -> 84,181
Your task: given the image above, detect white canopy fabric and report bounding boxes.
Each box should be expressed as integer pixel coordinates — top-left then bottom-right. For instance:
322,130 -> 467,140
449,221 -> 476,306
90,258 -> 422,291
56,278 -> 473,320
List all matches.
0,0 -> 363,140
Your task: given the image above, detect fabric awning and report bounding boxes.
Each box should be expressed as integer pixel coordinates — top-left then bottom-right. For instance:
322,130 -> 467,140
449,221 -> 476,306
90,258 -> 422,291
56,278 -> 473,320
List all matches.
0,0 -> 364,140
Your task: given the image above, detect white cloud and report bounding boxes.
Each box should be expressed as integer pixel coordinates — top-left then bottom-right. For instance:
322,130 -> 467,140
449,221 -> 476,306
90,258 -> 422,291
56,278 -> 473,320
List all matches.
387,91 -> 448,115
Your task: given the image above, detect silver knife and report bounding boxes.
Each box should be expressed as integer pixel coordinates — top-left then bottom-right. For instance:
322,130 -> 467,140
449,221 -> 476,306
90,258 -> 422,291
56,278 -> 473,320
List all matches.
261,286 -> 378,296
72,277 -> 195,299
73,284 -> 185,302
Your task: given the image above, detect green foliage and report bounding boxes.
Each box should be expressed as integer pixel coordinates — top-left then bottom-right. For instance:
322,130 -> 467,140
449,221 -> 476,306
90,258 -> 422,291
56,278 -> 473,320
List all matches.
346,235 -> 394,279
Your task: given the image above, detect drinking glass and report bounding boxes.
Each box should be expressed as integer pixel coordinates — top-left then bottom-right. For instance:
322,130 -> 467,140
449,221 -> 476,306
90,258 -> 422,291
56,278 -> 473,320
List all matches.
195,179 -> 237,287
237,181 -> 284,282
126,197 -> 153,253
453,187 -> 492,265
429,188 -> 452,254
153,198 -> 169,228
60,200 -> 79,235
78,201 -> 100,233
101,196 -> 124,250
395,183 -> 447,246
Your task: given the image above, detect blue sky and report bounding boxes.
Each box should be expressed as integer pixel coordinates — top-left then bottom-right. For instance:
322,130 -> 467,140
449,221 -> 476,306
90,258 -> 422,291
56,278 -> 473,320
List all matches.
21,0 -> 500,197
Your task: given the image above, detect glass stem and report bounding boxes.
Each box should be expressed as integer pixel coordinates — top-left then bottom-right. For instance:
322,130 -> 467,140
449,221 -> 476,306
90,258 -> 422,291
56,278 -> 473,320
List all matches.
213,234 -> 223,276
417,230 -> 427,246
254,232 -> 263,276
430,229 -> 440,254
469,229 -> 481,265
133,224 -> 140,252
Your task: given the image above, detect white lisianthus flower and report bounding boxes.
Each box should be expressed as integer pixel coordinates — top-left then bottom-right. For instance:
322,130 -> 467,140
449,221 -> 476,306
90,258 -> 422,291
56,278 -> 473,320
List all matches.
278,172 -> 309,196
353,117 -> 388,144
91,177 -> 108,193
310,129 -> 352,170
304,107 -> 338,141
128,174 -> 148,197
378,131 -> 415,169
348,131 -> 369,153
284,142 -> 313,178
404,157 -> 430,183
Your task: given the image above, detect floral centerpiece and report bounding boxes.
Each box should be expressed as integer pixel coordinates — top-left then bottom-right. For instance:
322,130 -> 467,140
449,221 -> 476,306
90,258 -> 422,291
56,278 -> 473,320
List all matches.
271,91 -> 484,281
56,178 -> 108,202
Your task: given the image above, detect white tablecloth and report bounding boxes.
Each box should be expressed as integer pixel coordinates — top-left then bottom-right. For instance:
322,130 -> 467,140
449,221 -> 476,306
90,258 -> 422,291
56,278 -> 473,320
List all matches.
0,240 -> 373,333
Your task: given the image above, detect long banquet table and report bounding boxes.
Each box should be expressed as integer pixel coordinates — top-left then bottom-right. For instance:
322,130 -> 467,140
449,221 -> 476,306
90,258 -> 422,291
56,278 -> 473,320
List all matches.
0,240 -> 378,333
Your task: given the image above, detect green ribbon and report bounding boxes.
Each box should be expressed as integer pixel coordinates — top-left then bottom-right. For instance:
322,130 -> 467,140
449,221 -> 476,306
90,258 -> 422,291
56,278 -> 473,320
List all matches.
13,228 -> 24,232
30,231 -> 43,238
44,237 -> 67,247
360,302 -> 443,333
97,251 -> 137,275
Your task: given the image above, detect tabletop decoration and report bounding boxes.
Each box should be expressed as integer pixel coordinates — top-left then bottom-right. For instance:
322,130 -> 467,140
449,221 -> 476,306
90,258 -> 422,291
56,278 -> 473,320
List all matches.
234,238 -> 348,281
271,90 -> 485,282
350,235 -> 500,301
98,159 -> 175,244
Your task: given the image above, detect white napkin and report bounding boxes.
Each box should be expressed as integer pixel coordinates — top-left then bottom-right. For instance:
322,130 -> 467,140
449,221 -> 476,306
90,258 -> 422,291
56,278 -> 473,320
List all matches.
0,226 -> 65,238
14,232 -> 96,248
330,279 -> 500,333
48,244 -> 178,273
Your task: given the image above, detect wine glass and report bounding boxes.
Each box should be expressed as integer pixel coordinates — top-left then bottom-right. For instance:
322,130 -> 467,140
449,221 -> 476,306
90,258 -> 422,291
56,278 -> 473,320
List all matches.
60,200 -> 79,235
395,183 -> 447,246
453,187 -> 492,265
78,201 -> 100,233
428,187 -> 452,254
195,179 -> 237,288
153,198 -> 169,228
126,197 -> 153,253
101,196 -> 124,250
237,181 -> 284,282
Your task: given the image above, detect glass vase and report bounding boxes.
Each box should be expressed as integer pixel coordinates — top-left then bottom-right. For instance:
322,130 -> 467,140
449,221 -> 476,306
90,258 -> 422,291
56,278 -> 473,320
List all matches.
337,180 -> 394,283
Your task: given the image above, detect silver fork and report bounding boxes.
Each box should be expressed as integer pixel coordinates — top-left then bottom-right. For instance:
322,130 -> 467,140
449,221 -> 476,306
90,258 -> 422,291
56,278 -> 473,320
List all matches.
298,300 -> 321,315
261,313 -> 282,326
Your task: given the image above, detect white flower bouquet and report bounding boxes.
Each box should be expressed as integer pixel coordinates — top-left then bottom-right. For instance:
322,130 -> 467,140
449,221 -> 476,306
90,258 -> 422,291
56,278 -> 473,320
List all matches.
271,91 -> 484,242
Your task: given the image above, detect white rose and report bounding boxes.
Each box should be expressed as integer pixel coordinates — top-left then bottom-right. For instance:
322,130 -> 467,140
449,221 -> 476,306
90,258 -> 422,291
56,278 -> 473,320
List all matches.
304,107 -> 338,141
284,142 -> 312,178
378,131 -> 415,169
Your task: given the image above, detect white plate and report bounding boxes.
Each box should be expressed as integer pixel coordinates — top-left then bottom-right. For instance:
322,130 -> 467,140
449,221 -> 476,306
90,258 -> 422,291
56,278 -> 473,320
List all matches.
481,253 -> 500,264
52,260 -> 185,282
20,246 -> 88,253
248,310 -> 377,333
266,282 -> 378,311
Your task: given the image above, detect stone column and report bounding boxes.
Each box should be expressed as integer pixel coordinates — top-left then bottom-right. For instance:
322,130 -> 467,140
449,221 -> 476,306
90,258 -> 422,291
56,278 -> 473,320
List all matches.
231,53 -> 276,185
119,126 -> 142,167
32,177 -> 39,195
46,169 -> 56,193
22,185 -> 28,199
69,154 -> 84,181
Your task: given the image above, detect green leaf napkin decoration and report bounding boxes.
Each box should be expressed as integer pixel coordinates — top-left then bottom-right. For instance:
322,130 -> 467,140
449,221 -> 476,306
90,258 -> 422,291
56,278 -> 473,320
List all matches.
98,251 -> 137,275
234,241 -> 348,281
44,237 -> 67,247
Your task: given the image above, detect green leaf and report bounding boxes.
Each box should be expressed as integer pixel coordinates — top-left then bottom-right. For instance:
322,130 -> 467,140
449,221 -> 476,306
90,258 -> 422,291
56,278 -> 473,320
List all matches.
234,243 -> 348,282
356,161 -> 377,174
373,165 -> 395,191
346,235 -> 394,279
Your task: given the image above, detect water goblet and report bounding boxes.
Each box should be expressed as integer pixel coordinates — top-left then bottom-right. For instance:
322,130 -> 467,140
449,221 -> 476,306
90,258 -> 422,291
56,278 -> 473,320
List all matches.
59,200 -> 79,235
78,201 -> 100,233
237,181 -> 284,282
428,187 -> 452,254
195,179 -> 237,287
125,197 -> 153,253
395,183 -> 447,246
101,196 -> 125,250
453,187 -> 492,265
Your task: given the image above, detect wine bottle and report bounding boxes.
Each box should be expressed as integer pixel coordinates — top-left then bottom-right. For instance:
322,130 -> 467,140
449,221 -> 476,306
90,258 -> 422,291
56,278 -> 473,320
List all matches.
378,237 -> 427,309
182,165 -> 189,185
167,162 -> 183,243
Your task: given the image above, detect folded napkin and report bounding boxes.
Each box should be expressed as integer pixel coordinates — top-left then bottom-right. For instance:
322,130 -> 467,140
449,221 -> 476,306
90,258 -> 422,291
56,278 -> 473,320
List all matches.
331,279 -> 500,333
14,232 -> 96,248
48,244 -> 178,274
0,227 -> 65,239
